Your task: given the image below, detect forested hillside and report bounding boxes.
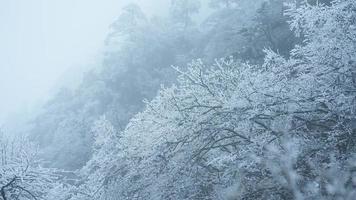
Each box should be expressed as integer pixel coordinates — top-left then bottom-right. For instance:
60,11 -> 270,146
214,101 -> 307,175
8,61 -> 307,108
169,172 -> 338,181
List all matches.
28,0 -> 297,170
1,0 -> 355,199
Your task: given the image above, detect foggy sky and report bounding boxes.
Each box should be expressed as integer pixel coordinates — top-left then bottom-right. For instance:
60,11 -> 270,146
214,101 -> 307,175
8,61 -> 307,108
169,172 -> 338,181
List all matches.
0,0 -> 169,127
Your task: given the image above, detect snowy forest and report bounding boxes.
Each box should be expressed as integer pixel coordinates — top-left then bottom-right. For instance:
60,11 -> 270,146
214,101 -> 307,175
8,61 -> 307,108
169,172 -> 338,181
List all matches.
1,0 -> 356,199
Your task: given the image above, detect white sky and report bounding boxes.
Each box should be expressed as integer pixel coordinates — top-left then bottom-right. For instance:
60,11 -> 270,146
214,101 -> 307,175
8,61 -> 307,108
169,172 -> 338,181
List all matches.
0,0 -> 169,125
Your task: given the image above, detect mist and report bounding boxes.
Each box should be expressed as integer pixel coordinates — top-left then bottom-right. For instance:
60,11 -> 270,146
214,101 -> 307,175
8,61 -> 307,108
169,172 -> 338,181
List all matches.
0,0 -> 355,199
0,0 -> 169,127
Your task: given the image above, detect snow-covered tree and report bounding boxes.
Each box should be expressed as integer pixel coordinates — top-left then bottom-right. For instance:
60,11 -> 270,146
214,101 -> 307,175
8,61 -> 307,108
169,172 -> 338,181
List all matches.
81,0 -> 356,199
29,0 -> 299,173
72,116 -> 121,200
0,133 -> 59,200
26,1 -> 356,199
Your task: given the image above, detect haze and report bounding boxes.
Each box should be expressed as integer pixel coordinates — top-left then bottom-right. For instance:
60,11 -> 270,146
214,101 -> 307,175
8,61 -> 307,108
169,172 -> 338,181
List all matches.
0,0 -> 353,199
0,0 -> 168,126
